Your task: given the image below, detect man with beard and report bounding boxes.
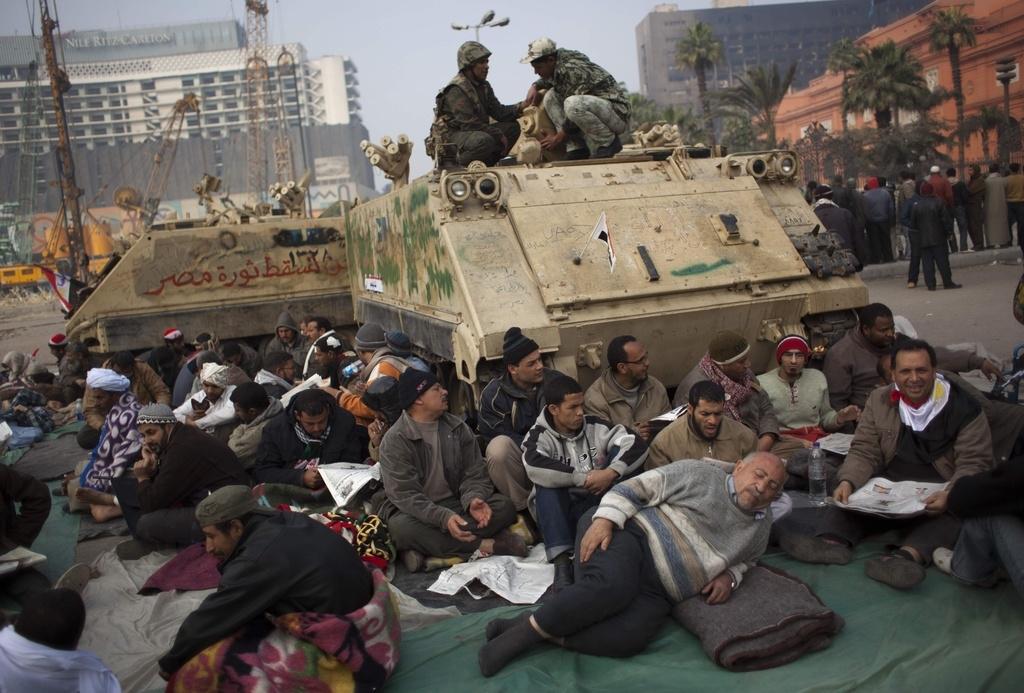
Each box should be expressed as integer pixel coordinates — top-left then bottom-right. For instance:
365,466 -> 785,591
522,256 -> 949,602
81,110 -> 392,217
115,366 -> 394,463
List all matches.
426,41 -> 523,167
673,331 -> 782,454
110,404 -> 249,558
760,335 -> 860,444
583,335 -> 669,442
648,380 -> 756,469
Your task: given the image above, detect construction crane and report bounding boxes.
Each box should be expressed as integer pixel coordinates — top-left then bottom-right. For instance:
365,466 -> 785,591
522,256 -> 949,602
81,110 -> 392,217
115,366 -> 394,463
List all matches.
139,93 -> 199,227
13,58 -> 45,263
272,49 -> 296,185
39,0 -> 89,284
245,0 -> 270,204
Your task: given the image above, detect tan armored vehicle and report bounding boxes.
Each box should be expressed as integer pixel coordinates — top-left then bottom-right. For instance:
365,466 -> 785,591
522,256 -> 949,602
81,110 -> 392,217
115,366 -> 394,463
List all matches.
64,180 -> 350,352
344,142 -> 867,406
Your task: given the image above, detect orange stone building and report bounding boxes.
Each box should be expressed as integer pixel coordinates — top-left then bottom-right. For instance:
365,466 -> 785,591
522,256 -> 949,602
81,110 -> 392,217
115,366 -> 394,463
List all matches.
774,0 -> 1024,166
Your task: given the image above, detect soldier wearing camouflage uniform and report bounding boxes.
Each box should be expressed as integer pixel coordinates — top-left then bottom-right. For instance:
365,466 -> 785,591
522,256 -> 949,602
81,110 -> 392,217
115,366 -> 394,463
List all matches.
521,37 -> 630,160
426,42 -> 523,167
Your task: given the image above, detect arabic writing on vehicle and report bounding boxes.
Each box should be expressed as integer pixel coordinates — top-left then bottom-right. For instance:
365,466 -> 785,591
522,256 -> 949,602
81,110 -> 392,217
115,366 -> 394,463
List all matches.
143,248 -> 344,296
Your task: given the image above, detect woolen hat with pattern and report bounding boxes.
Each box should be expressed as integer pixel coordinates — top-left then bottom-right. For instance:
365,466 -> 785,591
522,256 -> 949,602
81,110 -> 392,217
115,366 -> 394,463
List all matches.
708,330 -> 750,365
502,326 -> 539,365
398,368 -> 439,410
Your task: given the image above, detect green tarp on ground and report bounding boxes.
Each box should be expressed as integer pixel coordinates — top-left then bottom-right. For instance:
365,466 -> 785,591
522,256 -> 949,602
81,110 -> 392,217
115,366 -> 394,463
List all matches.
385,542 -> 1024,692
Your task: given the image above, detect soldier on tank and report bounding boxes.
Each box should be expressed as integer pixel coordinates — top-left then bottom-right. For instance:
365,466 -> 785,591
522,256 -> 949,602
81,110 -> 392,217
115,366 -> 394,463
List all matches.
520,37 -> 630,160
425,41 -> 524,167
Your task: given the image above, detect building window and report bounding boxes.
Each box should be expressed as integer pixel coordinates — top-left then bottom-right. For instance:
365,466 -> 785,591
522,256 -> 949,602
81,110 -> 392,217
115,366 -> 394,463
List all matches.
182,78 -> 195,87
92,127 -> 107,135
113,125 -> 125,134
221,74 -> 235,82
141,80 -> 156,91
227,114 -> 239,123
206,115 -> 220,124
71,128 -> 85,137
200,75 -> 215,85
86,100 -> 102,108
225,100 -> 238,109
85,86 -> 101,95
89,114 -> 104,122
0,106 -> 12,114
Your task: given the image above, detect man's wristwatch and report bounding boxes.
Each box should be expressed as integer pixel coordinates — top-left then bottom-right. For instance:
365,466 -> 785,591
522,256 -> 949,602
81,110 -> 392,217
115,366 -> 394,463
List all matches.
728,573 -> 738,590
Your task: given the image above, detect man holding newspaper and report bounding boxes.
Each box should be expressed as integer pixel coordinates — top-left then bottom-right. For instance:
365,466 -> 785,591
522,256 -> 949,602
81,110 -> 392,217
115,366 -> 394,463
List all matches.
778,338 -> 993,590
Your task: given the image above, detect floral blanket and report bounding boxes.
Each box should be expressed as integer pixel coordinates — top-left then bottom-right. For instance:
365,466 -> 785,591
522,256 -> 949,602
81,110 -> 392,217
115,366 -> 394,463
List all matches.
167,568 -> 400,692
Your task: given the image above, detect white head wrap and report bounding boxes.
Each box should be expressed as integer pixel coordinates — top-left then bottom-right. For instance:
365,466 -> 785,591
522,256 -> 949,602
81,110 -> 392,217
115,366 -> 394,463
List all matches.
200,362 -> 230,388
86,368 -> 131,392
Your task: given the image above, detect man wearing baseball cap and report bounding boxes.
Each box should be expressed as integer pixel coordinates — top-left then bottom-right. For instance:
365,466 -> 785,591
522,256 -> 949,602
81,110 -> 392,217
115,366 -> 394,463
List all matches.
520,37 -> 630,160
377,368 -> 527,572
157,486 -> 374,677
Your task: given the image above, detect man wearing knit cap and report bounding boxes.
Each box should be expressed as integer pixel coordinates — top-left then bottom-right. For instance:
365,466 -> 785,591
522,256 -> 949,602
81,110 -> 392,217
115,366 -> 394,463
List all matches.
324,324 -> 410,427
172,362 -> 238,437
759,335 -> 860,446
157,486 -> 374,677
378,368 -> 526,571
259,311 -> 309,365
110,404 -> 249,557
812,183 -> 867,267
673,331 -> 781,454
479,327 -> 559,512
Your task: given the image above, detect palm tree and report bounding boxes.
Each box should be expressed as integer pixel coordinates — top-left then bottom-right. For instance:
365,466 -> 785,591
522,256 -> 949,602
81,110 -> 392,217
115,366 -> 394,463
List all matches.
843,41 -> 929,130
966,106 -> 1006,162
675,22 -> 722,145
716,63 -> 797,148
827,38 -> 863,131
930,6 -> 977,175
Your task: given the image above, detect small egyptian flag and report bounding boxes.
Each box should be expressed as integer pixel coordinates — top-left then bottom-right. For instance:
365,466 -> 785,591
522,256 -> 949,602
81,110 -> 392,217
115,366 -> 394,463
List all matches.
38,266 -> 75,313
590,211 -> 616,272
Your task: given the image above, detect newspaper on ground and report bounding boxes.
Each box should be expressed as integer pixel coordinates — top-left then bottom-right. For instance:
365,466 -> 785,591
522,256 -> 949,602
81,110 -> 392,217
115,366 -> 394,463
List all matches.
280,374 -> 328,407
0,545 -> 46,576
834,477 -> 946,518
816,432 -> 855,456
428,544 -> 553,604
318,462 -> 382,508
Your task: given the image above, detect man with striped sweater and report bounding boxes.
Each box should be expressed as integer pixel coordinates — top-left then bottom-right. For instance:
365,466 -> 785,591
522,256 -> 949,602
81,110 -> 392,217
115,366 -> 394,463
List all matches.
479,451 -> 785,675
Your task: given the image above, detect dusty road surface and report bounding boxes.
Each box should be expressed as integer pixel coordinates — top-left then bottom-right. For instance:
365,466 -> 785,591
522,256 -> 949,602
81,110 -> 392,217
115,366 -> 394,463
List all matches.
0,291 -> 66,367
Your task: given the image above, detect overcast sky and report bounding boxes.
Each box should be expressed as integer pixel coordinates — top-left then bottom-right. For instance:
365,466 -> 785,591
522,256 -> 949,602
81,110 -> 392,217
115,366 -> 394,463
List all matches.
2,0 -> 812,182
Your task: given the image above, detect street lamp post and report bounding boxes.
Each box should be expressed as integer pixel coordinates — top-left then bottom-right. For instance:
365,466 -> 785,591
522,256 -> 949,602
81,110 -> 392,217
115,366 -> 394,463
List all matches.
995,57 -> 1018,161
451,10 -> 509,42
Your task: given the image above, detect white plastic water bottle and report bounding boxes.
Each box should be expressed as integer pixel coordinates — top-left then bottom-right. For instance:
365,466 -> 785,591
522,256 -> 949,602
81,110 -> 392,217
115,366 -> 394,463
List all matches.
808,442 -> 827,506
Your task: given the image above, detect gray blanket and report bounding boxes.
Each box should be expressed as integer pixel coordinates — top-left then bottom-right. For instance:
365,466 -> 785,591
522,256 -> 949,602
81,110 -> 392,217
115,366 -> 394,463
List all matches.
673,563 -> 844,671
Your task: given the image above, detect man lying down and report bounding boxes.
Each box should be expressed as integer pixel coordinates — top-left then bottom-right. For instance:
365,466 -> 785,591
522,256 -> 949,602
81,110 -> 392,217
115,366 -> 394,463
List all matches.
479,452 -> 786,675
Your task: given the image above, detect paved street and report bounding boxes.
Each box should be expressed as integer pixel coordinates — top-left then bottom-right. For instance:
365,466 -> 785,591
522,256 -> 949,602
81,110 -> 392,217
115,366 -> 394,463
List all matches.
866,258 -> 1023,363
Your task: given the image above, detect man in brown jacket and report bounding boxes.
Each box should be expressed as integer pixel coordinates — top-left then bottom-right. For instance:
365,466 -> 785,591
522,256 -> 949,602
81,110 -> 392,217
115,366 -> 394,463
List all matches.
583,336 -> 669,442
780,339 -> 993,590
646,380 -> 756,469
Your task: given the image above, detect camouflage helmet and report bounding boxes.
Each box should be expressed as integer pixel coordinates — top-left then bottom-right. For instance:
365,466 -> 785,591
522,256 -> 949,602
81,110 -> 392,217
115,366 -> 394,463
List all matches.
458,41 -> 491,70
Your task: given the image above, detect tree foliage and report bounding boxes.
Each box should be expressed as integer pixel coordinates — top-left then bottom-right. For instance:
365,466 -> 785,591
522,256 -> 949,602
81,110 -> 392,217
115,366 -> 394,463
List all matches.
929,6 -> 977,173
843,41 -> 930,129
675,22 -> 722,145
715,63 -> 796,149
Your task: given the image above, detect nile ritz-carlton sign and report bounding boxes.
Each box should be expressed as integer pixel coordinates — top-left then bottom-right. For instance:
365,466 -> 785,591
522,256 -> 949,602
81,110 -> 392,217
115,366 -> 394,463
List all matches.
63,32 -> 173,49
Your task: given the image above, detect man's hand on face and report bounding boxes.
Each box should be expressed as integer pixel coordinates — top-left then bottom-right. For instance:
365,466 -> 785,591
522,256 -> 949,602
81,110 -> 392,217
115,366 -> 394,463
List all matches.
579,517 -> 614,563
701,571 -> 735,605
583,468 -> 619,495
833,480 -> 854,504
446,514 -> 476,543
132,456 -> 157,481
468,498 -> 492,528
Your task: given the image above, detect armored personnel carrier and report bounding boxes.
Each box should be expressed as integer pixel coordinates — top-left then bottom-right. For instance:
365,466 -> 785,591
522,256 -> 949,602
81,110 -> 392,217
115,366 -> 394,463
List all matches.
344,144 -> 867,406
64,182 -> 350,353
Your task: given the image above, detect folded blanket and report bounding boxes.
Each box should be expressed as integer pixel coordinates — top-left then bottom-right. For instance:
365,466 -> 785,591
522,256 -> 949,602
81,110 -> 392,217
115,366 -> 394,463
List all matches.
673,563 -> 844,671
140,543 -> 220,594
167,567 -> 401,692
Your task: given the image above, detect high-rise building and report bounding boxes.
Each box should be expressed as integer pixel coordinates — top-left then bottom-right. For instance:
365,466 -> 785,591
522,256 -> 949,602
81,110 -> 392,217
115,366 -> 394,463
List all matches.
0,20 -> 375,209
636,0 -> 930,109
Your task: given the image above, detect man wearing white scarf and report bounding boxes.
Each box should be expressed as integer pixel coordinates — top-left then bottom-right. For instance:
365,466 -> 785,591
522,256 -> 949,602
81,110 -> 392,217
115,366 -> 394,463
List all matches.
777,339 -> 993,590
173,362 -> 237,433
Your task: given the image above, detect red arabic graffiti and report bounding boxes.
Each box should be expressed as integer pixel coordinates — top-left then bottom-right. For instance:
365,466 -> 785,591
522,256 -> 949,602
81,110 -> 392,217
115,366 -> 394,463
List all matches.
143,248 -> 345,297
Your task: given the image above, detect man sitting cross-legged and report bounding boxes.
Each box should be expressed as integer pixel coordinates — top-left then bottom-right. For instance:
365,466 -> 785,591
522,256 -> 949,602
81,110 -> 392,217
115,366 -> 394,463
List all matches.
253,389 -> 360,494
110,404 -> 250,558
158,486 -> 398,689
582,335 -> 669,442
523,373 -> 647,590
478,452 -> 786,676
647,380 -> 757,469
378,369 -> 528,572
778,338 -> 993,589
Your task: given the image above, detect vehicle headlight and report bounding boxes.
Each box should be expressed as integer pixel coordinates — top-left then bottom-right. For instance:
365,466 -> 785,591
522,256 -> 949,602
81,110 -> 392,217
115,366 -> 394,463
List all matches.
747,158 -> 768,178
447,178 -> 471,202
775,155 -> 797,177
474,173 -> 500,202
